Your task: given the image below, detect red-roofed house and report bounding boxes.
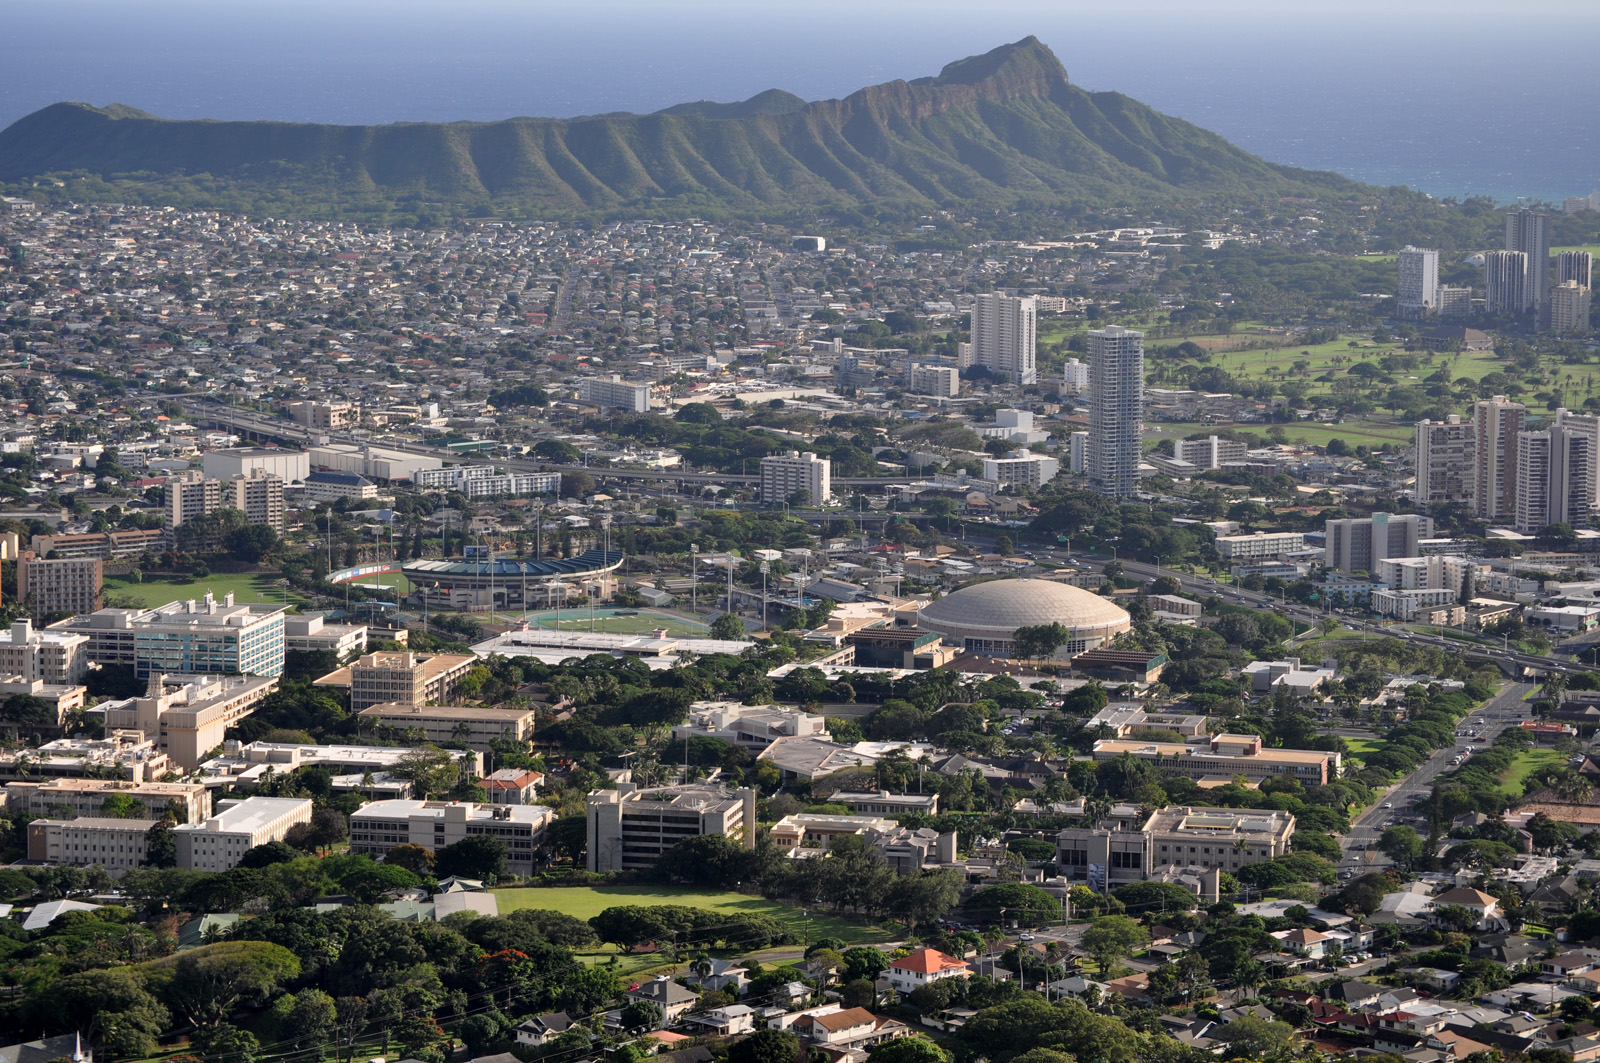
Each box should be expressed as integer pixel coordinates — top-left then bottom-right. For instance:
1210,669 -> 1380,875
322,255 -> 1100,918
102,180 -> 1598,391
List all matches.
482,768 -> 544,805
887,948 -> 970,995
792,1008 -> 907,1050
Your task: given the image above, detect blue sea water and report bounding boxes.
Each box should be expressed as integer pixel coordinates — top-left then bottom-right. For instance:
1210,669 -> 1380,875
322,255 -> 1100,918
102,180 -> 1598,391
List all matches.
3,0 -> 1598,206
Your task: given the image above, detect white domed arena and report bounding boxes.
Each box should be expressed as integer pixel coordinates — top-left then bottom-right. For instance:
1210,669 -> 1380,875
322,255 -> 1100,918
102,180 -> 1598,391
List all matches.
916,578 -> 1131,658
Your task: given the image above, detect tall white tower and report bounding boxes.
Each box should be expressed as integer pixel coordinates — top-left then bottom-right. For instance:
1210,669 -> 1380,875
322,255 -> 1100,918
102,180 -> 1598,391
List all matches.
1087,325 -> 1144,498
970,293 -> 1037,384
1397,246 -> 1439,317
1506,209 -> 1550,312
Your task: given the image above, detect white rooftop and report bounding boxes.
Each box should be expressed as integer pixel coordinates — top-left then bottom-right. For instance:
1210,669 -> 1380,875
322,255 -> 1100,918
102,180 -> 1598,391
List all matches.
179,796 -> 311,834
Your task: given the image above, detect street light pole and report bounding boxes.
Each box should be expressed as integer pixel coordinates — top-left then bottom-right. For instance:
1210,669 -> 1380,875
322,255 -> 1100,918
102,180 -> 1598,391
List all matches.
690,543 -> 699,614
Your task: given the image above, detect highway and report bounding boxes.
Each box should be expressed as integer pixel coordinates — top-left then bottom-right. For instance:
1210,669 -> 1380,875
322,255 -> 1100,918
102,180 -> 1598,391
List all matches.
1335,680 -> 1533,875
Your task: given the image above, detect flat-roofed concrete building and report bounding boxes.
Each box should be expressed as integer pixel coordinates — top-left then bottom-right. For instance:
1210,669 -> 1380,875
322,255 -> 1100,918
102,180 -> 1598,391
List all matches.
202,447 -> 312,483
197,740 -> 483,790
29,528 -> 164,561
101,673 -> 280,772
1056,804 -> 1295,889
1091,733 -> 1340,785
0,618 -> 88,685
587,782 -> 755,873
175,796 -> 314,871
28,816 -> 157,869
1215,531 -> 1306,561
357,702 -> 536,751
6,777 -> 209,822
56,594 -> 287,678
0,730 -> 171,784
349,799 -> 554,876
283,615 -> 368,660
830,791 -> 940,816
227,469 -> 286,533
1415,415 -> 1476,510
670,702 -> 829,751
17,554 -> 102,616
315,651 -> 476,710
165,469 -> 223,530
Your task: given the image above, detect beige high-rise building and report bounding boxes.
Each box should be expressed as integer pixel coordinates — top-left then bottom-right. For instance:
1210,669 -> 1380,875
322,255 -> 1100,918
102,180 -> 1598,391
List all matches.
1515,426 -> 1592,533
315,650 -> 477,711
227,469 -> 285,533
1087,325 -> 1144,498
759,451 -> 831,506
1551,280 -> 1592,335
970,293 -> 1037,384
1414,415 -> 1476,510
17,554 -> 103,616
1474,395 -> 1526,521
164,469 -> 222,530
1506,209 -> 1551,312
1556,408 -> 1600,502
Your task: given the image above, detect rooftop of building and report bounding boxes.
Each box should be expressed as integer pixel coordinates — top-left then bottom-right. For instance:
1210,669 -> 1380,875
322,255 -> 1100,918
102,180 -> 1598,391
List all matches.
179,796 -> 311,834
357,701 -> 536,720
29,816 -> 159,831
1143,805 -> 1296,835
63,596 -> 284,630
314,651 -> 474,689
1091,738 -> 1332,765
588,782 -> 749,811
350,799 -> 552,823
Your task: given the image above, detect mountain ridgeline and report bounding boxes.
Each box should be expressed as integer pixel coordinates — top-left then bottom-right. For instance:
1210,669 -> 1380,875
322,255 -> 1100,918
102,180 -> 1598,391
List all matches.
0,37 -> 1364,221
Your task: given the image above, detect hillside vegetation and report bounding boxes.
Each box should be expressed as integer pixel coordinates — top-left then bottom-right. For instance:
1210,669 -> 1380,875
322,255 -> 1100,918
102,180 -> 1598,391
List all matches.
0,37 -> 1365,222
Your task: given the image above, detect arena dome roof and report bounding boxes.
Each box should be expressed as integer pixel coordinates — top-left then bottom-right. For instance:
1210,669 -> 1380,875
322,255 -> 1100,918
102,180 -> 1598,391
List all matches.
919,578 -> 1130,634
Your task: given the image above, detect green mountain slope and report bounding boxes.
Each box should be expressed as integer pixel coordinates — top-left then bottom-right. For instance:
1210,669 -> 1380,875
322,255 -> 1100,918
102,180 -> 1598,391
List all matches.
0,37 -> 1364,219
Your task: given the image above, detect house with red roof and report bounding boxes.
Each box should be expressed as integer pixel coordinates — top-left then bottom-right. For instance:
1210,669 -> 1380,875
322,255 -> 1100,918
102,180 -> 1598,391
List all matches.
887,948 -> 970,995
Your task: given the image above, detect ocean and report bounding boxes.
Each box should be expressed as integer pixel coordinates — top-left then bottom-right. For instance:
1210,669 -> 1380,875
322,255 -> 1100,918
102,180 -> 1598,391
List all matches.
4,0 -> 1598,206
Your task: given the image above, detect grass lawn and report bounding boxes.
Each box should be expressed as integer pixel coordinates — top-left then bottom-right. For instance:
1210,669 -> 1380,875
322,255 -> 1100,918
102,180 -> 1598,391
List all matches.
103,571 -> 312,609
494,885 -> 895,947
1497,748 -> 1566,796
1342,737 -> 1384,763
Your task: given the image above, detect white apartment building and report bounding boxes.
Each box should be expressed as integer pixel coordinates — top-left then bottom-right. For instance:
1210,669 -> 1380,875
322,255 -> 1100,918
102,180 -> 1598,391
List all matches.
1556,408 -> 1600,501
759,450 -> 831,505
1475,395 -> 1526,521
1551,280 -> 1592,335
164,469 -> 222,529
302,471 -> 379,501
1087,325 -> 1144,497
1061,358 -> 1089,395
1325,513 -> 1432,573
1069,431 -> 1087,474
1397,246 -> 1440,316
983,451 -> 1060,490
970,293 -> 1037,384
1174,435 -> 1247,470
415,465 -> 498,489
227,469 -> 286,533
175,797 -> 314,871
1415,415 -> 1476,509
908,364 -> 959,398
1214,531 -> 1305,561
1376,555 -> 1479,595
579,375 -> 651,413
1373,587 -> 1462,622
349,800 -> 554,875
461,472 -> 561,499
1506,209 -> 1550,312
1485,250 -> 1528,314
1515,426 -> 1592,533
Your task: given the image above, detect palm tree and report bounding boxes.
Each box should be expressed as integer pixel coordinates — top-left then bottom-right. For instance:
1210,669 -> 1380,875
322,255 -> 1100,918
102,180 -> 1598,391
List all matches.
1084,796 -> 1112,830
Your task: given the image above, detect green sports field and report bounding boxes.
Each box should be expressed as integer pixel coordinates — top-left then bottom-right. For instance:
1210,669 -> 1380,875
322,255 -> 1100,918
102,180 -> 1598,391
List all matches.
103,572 -> 312,609
494,884 -> 894,948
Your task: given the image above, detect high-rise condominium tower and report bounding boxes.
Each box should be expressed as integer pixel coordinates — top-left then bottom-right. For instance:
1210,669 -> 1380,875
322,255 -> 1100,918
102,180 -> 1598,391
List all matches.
1505,209 -> 1550,312
970,293 -> 1037,384
1087,325 -> 1144,498
1484,251 -> 1528,314
1474,395 -> 1526,521
1558,249 -> 1593,290
1397,246 -> 1439,317
1514,426 -> 1592,533
1414,414 -> 1476,510
1551,281 -> 1592,335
